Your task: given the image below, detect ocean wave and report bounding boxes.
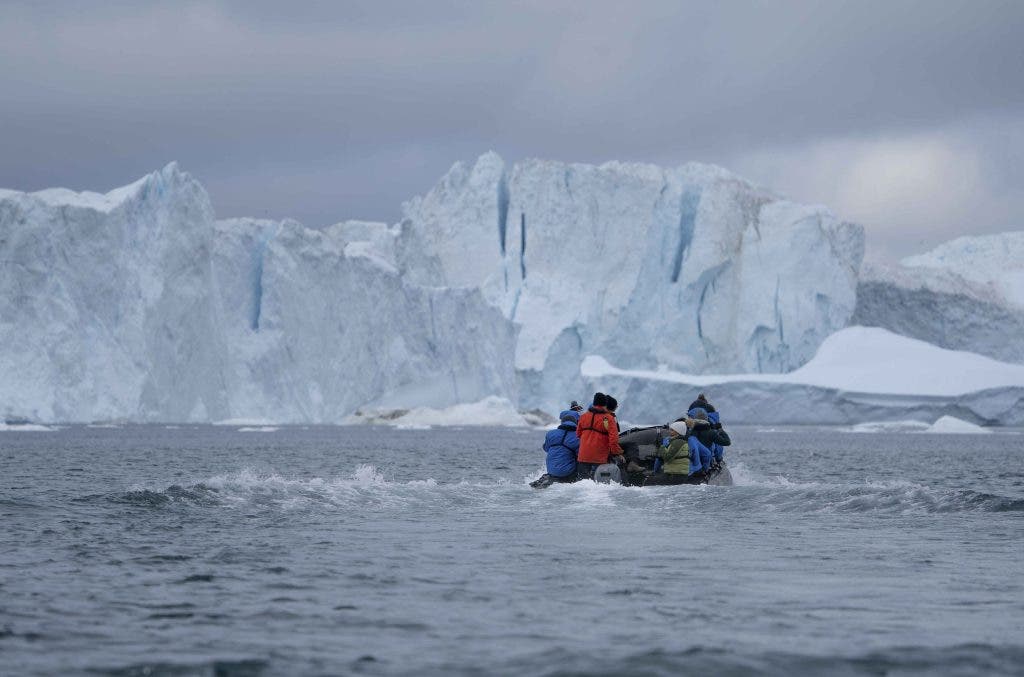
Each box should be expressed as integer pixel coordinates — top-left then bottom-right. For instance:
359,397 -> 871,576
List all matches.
496,643 -> 1024,677
85,657 -> 267,676
727,462 -> 1023,514
113,485 -> 222,508
68,643 -> 1024,676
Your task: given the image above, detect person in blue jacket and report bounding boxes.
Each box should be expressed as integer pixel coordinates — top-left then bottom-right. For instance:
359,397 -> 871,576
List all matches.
686,407 -> 730,474
544,409 -> 581,479
706,409 -> 726,468
530,409 -> 581,487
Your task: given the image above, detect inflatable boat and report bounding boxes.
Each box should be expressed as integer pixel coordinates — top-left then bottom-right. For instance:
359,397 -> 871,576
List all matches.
531,425 -> 733,488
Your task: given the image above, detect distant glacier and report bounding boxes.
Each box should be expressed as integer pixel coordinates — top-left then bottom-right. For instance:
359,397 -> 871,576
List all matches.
1,154 -> 1021,424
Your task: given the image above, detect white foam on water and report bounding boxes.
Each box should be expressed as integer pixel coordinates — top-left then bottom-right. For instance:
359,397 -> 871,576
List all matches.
350,463 -> 389,485
115,460 -> 1022,518
727,462 -> 801,488
184,465 -> 442,511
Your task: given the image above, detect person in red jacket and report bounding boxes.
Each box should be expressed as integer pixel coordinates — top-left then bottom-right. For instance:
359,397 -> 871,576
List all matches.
575,392 -> 623,480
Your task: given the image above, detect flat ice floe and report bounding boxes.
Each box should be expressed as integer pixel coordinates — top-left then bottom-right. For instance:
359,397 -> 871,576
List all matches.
923,416 -> 992,434
848,420 -> 932,433
582,326 -> 1024,425
346,396 -> 538,428
214,418 -> 278,427
583,326 -> 1024,397
847,416 -> 993,434
0,423 -> 55,431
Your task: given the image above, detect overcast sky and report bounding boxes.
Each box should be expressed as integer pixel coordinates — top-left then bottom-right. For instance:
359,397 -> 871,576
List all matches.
2,1 -> 1022,260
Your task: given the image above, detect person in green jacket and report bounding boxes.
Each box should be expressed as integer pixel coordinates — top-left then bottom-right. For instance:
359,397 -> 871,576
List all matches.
644,421 -> 702,486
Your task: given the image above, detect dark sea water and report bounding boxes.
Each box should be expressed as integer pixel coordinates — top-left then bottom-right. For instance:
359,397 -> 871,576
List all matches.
1,424 -> 1023,676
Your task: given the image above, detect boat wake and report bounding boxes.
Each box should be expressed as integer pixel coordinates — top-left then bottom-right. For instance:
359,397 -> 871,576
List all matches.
78,463 -> 1024,517
96,466 -> 528,513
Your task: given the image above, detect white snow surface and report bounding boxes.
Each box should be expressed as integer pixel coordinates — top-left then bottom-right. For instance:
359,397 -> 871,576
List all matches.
582,326 -> 1024,397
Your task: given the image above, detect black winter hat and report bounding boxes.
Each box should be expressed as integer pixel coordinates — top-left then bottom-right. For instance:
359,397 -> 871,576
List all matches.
592,392 -> 607,407
606,396 -> 618,412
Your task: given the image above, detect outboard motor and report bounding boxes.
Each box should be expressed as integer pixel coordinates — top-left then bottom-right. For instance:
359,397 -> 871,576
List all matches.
592,463 -> 622,484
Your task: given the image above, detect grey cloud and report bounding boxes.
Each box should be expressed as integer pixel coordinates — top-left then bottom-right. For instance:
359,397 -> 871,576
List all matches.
0,1 -> 1022,254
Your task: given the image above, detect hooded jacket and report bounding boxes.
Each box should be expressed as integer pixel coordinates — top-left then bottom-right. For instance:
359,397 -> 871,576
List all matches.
543,411 -> 581,478
691,420 -> 731,450
688,399 -> 716,414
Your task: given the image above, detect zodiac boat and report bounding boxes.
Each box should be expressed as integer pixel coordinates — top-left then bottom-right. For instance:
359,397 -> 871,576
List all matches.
531,425 -> 733,488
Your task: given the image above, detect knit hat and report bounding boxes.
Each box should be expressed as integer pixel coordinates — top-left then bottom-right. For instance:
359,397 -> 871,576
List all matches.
606,395 -> 618,412
559,409 -> 580,424
669,421 -> 688,436
592,392 -> 607,407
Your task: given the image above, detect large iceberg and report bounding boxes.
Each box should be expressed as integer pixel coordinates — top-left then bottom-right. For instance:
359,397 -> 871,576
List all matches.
0,164 -> 229,422
0,163 -> 515,423
853,232 -> 1024,364
30,152 -> 1024,425
400,153 -> 864,409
